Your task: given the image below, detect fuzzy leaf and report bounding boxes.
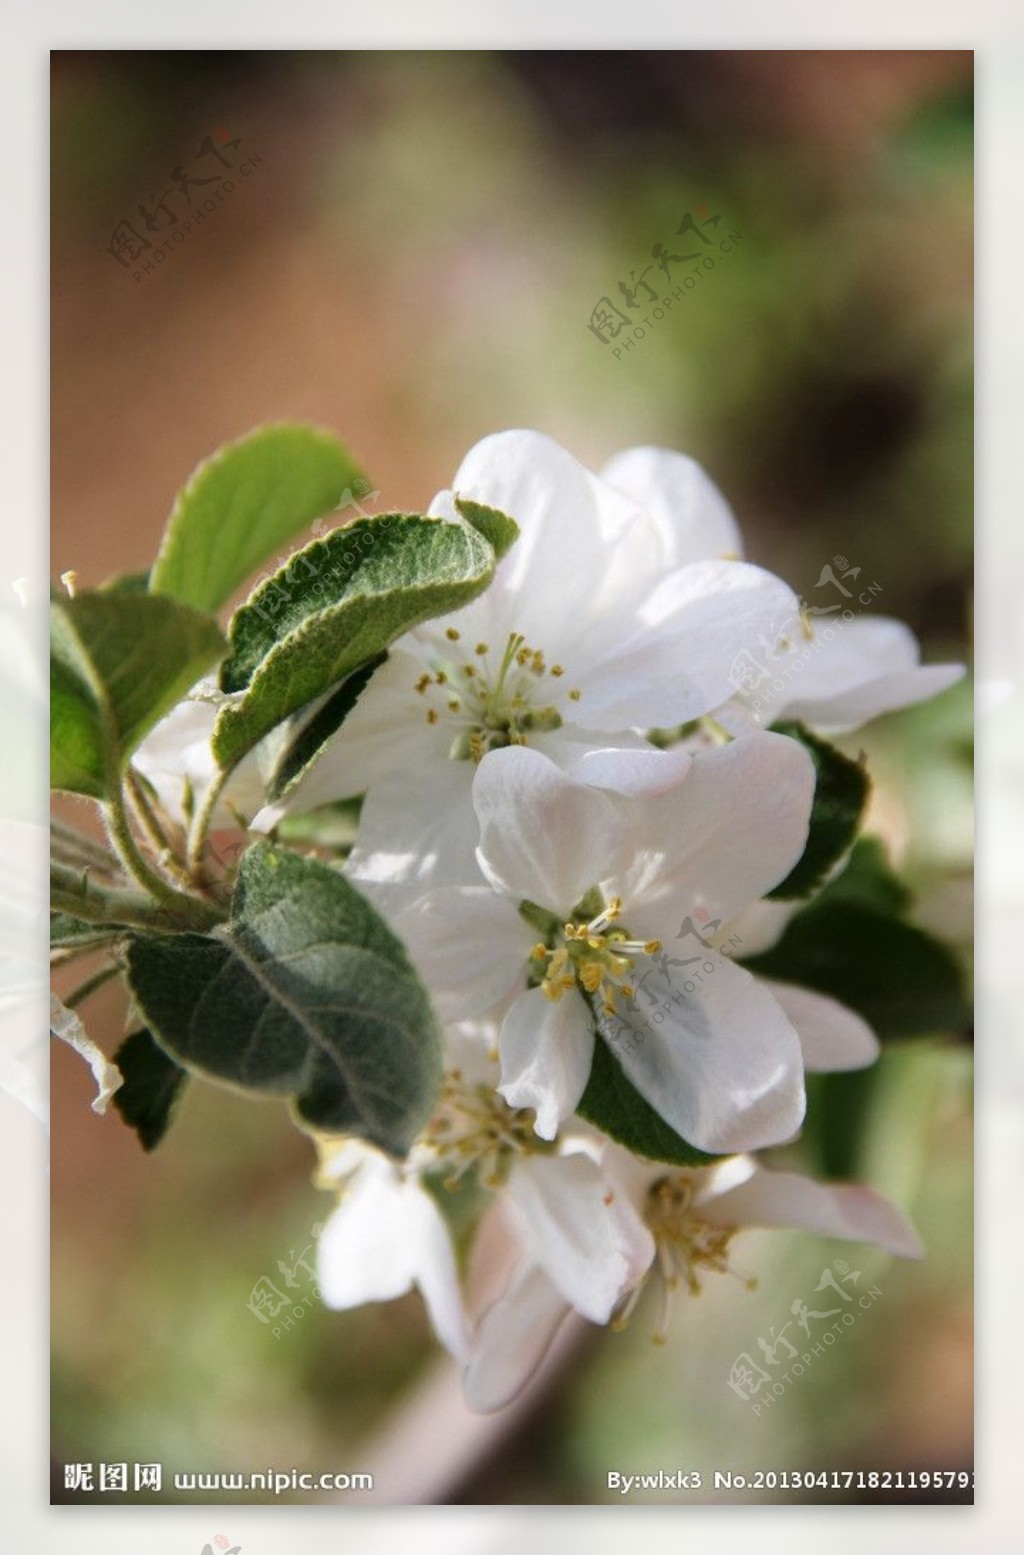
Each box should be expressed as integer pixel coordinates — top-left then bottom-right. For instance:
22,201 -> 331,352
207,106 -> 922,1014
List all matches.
112,1029 -> 190,1151
50,593 -> 227,797
150,423 -> 366,612
125,843 -> 442,1156
212,509 -> 516,770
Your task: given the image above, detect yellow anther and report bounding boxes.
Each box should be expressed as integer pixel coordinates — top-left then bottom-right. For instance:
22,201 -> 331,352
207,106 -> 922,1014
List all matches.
530,943 -> 549,961
435,670 -> 448,684
445,627 -> 461,641
645,940 -> 663,955
448,697 -> 461,712
475,642 -> 489,655
550,664 -> 565,677
462,664 -> 476,677
426,709 -> 439,724
60,569 -> 78,597
579,962 -> 605,993
569,689 -> 582,701
414,674 -> 432,694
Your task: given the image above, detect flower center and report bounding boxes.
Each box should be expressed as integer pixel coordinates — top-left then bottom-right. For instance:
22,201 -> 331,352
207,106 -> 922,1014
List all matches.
526,894 -> 663,1016
413,628 -> 582,761
416,1068 -> 550,1188
613,1172 -> 753,1343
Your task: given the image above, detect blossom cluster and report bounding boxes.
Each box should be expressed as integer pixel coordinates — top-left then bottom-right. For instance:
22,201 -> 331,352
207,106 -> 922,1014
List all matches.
131,430 -> 960,1409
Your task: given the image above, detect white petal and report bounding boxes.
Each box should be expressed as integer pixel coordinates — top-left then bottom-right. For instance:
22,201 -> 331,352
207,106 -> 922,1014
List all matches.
472,746 -> 630,912
725,897 -> 799,957
347,758 -> 480,910
608,955 -> 806,1153
575,560 -> 800,729
601,446 -> 744,565
428,430 -> 661,661
748,615 -> 963,733
698,1159 -> 924,1258
507,1153 -> 654,1321
762,980 -> 880,1072
411,1187 -> 474,1359
395,888 -> 532,1022
498,989 -> 594,1140
782,665 -> 965,734
620,731 -> 815,930
565,742 -> 694,797
316,1158 -> 422,1307
463,1261 -> 571,1413
317,1158 -> 471,1354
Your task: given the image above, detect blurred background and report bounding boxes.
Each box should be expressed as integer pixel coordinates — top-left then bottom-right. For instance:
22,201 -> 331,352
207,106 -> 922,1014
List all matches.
50,49 -> 972,1505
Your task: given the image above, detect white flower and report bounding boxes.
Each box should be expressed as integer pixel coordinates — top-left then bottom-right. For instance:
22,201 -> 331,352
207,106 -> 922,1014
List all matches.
416,1035 -> 653,1413
265,429 -> 799,903
398,733 -> 830,1154
465,1145 -> 922,1411
315,1139 -> 471,1361
601,445 -> 964,734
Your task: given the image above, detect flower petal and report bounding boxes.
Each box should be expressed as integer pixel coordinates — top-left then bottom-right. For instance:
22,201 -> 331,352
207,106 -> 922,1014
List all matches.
601,446 -> 744,566
317,1156 -> 472,1355
698,1158 -> 924,1258
748,616 -> 964,734
395,887 -> 532,1021
463,1261 -> 571,1413
498,988 -> 594,1140
507,1152 -> 654,1321
473,745 -> 630,912
565,742 -> 694,797
761,980 -> 880,1072
427,429 -> 661,662
316,1157 -> 424,1307
347,758 -> 479,910
608,955 -> 806,1153
617,731 -> 815,931
576,559 -> 800,729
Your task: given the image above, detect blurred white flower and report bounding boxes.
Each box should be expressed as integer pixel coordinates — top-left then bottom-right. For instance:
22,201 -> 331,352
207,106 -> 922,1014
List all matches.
602,445 -> 964,734
466,1145 -> 922,1412
315,1138 -> 471,1362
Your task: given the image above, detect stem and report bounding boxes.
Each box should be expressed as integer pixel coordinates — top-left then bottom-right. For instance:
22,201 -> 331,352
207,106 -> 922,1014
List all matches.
104,783 -> 211,919
125,767 -> 197,892
49,818 -> 120,875
64,961 -> 121,1009
51,861 -> 223,935
187,767 -> 229,871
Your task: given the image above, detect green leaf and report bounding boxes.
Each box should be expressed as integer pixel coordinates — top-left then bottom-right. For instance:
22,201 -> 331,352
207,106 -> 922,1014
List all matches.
212,509 -> 517,771
740,900 -> 970,1040
125,842 -> 442,1156
50,593 -> 227,797
767,723 -> 868,900
577,1031 -> 720,1168
815,834 -> 912,916
452,497 -> 519,560
265,652 -> 387,801
111,1029 -> 190,1151
149,423 -> 366,613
